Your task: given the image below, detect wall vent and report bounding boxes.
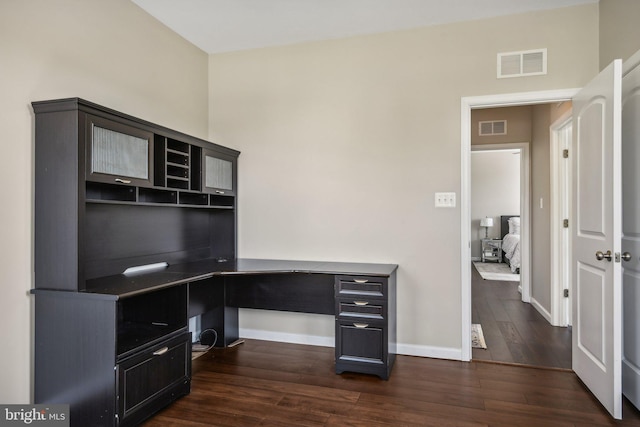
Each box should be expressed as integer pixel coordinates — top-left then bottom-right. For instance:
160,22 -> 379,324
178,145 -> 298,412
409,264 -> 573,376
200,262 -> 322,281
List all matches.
497,48 -> 547,78
479,120 -> 507,136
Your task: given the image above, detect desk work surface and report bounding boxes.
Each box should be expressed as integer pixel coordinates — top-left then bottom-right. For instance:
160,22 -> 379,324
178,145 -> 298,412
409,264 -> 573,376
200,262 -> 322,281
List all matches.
85,258 -> 398,298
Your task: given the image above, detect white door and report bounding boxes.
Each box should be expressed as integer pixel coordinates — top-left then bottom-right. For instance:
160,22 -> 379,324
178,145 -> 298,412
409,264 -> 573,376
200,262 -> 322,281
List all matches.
622,51 -> 640,410
572,59 -> 623,419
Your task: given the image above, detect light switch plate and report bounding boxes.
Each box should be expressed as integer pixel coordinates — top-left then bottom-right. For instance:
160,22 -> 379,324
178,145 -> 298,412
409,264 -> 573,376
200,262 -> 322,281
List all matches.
435,192 -> 456,208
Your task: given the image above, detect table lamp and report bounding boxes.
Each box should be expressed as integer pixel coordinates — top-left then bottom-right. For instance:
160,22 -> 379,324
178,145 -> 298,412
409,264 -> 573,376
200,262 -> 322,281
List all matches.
480,217 -> 494,238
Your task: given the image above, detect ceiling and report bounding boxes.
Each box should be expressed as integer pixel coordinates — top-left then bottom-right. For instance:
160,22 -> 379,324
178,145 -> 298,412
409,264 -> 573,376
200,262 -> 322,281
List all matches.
131,0 -> 597,54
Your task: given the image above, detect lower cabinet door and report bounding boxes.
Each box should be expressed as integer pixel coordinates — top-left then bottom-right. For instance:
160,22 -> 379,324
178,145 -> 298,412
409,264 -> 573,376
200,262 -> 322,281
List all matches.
336,320 -> 386,365
117,332 -> 191,426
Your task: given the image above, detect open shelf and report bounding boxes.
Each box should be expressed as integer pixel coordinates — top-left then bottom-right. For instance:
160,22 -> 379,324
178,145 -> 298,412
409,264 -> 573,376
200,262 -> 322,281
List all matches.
117,284 -> 188,356
86,181 -> 136,202
210,195 -> 234,208
86,182 -> 234,210
179,192 -> 209,206
167,151 -> 188,166
139,187 -> 177,204
166,139 -> 191,190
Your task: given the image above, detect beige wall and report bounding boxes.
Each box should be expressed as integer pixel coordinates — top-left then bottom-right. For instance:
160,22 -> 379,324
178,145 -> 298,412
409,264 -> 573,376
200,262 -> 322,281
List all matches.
0,0 -> 209,403
471,106 -> 533,146
209,5 -> 599,354
600,0 -> 640,69
531,104 -> 552,312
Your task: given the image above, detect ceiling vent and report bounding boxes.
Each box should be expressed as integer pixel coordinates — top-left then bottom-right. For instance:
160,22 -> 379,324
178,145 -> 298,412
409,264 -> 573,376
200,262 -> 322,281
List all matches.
479,120 -> 507,136
497,48 -> 547,78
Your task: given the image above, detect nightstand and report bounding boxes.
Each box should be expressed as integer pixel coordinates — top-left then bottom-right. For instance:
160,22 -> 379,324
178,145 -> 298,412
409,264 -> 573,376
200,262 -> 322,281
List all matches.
481,238 -> 503,263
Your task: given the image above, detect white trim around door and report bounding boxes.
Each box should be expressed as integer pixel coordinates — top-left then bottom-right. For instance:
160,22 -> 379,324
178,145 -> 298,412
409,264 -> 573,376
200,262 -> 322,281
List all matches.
550,109 -> 573,327
460,89 -> 580,361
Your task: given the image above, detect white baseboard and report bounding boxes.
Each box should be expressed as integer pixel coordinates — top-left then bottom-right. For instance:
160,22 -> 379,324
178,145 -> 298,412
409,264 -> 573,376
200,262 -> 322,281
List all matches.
239,328 -> 464,361
530,297 -> 552,324
396,343 -> 462,360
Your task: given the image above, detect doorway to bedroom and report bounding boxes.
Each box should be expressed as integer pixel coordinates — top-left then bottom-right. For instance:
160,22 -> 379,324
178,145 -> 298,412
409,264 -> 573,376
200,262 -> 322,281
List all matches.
469,104 -> 572,369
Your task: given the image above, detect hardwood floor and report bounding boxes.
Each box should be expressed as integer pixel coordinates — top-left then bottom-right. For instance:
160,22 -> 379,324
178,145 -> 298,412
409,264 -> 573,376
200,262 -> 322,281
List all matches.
471,262 -> 572,369
143,339 -> 640,426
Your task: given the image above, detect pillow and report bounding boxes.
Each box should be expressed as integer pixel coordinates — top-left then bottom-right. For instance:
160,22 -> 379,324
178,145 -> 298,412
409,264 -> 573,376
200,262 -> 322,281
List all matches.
508,217 -> 520,235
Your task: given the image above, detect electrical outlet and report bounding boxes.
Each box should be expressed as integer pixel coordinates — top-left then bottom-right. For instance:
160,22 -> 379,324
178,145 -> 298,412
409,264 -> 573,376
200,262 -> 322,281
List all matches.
435,192 -> 456,208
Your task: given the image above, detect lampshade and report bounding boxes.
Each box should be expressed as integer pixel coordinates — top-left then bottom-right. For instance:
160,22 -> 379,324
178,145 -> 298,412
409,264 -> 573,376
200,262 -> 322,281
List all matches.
480,217 -> 494,227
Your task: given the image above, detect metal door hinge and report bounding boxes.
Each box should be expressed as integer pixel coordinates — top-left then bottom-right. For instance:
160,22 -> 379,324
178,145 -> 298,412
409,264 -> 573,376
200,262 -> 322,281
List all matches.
563,149 -> 569,158
563,219 -> 569,228
564,289 -> 569,298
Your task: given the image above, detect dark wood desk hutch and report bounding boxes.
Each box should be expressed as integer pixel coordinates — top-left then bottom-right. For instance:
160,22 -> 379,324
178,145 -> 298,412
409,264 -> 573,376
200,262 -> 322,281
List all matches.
32,98 -> 397,427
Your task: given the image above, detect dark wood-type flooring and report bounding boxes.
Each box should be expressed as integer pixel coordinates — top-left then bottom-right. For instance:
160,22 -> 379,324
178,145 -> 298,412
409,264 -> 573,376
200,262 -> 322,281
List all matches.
472,262 -> 572,369
143,339 -> 640,426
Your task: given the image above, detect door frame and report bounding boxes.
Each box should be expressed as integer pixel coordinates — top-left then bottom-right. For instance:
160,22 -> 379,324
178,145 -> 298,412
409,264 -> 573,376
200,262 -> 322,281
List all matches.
550,110 -> 573,327
621,48 -> 640,411
460,89 -> 579,361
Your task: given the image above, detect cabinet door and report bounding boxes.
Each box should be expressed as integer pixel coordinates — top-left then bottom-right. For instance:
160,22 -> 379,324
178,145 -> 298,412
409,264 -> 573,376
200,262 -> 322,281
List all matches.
117,332 -> 191,426
86,114 -> 154,188
202,148 -> 236,195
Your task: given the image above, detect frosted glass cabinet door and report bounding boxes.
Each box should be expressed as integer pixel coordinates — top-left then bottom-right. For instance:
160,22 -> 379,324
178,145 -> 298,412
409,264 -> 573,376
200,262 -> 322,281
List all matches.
202,149 -> 236,195
85,114 -> 154,188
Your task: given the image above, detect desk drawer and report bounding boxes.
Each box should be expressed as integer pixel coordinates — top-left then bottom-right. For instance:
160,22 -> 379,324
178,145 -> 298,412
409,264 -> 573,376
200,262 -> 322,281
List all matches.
117,331 -> 191,426
335,276 -> 386,298
335,319 -> 386,365
337,299 -> 385,320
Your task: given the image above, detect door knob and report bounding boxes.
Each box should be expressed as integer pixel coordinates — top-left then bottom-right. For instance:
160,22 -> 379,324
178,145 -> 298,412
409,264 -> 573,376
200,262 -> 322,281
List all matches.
595,250 -> 613,261
622,252 -> 633,262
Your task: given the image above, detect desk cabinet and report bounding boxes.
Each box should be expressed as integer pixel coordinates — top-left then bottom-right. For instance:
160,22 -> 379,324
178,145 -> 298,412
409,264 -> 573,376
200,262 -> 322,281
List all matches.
335,275 -> 396,380
202,148 -> 236,196
32,286 -> 191,427
32,98 -> 227,426
32,98 -> 239,292
85,114 -> 155,188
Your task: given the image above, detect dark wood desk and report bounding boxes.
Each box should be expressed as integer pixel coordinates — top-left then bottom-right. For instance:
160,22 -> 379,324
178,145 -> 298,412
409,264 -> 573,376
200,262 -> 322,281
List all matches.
31,98 -> 397,427
33,258 -> 397,427
87,258 -> 397,374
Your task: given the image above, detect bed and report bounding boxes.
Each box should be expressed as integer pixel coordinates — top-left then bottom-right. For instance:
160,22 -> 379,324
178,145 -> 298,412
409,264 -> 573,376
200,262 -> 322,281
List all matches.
500,215 -> 521,273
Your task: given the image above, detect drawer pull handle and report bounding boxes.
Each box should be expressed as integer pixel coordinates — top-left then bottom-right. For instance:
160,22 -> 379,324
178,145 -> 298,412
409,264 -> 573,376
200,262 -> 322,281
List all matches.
153,347 -> 169,356
354,279 -> 368,284
353,323 -> 369,329
354,301 -> 369,306
215,190 -> 225,194
114,178 -> 131,184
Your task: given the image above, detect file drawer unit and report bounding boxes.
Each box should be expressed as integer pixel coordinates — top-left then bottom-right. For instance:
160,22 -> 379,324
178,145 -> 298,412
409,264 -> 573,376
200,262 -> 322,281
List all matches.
117,332 -> 191,427
335,275 -> 396,380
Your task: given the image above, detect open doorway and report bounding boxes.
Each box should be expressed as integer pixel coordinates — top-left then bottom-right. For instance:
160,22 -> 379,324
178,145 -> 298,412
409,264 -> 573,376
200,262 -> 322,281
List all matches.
470,145 -> 523,288
461,92 -> 576,368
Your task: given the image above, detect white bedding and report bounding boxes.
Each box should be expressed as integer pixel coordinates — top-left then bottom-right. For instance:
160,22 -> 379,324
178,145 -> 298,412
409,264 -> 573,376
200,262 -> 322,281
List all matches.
502,232 -> 521,273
